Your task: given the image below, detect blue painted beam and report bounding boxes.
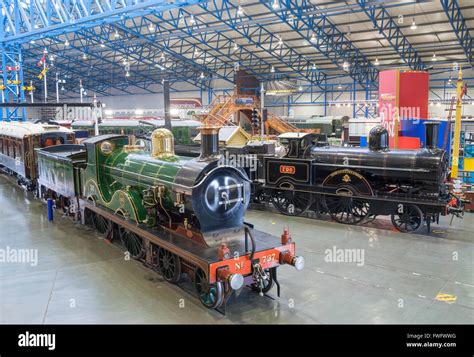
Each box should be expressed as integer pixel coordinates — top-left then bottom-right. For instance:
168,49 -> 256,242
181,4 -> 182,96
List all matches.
0,0 -> 209,44
198,0 -> 326,86
260,0 -> 379,89
440,0 -> 473,65
357,0 -> 426,70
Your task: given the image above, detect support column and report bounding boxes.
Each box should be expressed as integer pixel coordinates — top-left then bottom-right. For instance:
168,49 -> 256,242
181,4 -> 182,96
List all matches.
1,44 -> 26,121
163,80 -> 171,130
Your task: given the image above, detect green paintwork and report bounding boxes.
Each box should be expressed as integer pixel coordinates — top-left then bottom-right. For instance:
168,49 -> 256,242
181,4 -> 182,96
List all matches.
72,123 -> 198,145
82,136 -> 193,224
37,150 -> 86,197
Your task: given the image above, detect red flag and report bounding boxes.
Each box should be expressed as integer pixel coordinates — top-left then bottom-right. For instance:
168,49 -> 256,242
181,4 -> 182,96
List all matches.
37,54 -> 46,67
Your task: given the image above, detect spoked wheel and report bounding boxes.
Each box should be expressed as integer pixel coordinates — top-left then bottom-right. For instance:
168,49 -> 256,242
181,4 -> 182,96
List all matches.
91,212 -> 112,235
271,189 -> 312,216
323,192 -> 370,225
158,248 -> 181,283
118,226 -> 145,259
252,190 -> 268,204
250,270 -> 274,294
391,204 -> 424,233
194,268 -> 224,309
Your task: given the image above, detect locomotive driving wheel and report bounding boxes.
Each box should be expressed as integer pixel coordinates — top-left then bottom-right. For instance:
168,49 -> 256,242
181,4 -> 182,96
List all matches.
118,226 -> 145,260
271,186 -> 312,216
91,212 -> 112,235
323,192 -> 370,225
391,204 -> 424,233
195,268 -> 224,309
157,248 -> 181,283
322,170 -> 373,225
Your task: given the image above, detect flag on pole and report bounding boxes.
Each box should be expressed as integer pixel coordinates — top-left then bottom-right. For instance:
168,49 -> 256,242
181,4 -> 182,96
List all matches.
37,54 -> 46,67
38,67 -> 48,80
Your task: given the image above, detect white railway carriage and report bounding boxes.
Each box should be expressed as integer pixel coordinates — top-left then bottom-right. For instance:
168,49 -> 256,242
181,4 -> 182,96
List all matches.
0,121 -> 75,187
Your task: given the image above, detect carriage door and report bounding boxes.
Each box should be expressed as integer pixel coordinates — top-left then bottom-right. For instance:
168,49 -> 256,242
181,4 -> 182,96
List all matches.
23,136 -> 35,180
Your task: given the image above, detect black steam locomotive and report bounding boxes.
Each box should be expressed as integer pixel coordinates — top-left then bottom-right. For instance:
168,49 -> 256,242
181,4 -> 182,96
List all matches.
233,123 -> 463,233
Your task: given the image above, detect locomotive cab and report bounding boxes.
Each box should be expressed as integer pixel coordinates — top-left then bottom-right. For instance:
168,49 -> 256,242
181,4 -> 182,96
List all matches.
277,132 -> 326,158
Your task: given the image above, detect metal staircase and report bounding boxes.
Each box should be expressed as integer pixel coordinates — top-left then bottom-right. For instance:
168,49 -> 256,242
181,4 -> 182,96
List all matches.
195,94 -> 301,135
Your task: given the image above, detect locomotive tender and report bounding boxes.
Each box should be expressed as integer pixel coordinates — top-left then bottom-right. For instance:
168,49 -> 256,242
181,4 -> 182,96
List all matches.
35,126 -> 304,309
248,123 -> 463,233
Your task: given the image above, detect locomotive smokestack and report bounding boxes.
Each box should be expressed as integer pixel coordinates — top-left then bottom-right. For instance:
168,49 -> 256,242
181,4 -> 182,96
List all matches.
198,126 -> 221,161
424,121 -> 440,149
368,125 -> 389,151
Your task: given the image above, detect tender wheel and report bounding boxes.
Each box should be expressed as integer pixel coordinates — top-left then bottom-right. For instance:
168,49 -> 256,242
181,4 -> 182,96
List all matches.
323,192 -> 370,225
391,203 -> 424,233
91,211 -> 112,235
194,268 -> 224,309
250,270 -> 274,294
158,248 -> 181,283
118,226 -> 145,260
271,189 -> 312,216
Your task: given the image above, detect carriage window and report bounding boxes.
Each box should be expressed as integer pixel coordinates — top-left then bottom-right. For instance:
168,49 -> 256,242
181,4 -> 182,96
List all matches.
44,136 -> 64,147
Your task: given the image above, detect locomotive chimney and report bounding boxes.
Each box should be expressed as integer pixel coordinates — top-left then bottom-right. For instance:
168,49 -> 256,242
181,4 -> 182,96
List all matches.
424,121 -> 440,149
198,125 -> 221,161
368,125 -> 389,151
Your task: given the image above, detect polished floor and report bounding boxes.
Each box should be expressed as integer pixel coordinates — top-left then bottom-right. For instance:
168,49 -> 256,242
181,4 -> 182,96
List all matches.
0,174 -> 473,324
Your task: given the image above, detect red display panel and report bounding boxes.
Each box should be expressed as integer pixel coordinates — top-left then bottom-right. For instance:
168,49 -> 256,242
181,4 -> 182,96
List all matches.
378,70 -> 399,147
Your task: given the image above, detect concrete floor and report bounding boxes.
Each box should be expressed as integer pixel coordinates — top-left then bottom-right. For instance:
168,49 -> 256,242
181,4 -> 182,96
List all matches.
0,173 -> 473,324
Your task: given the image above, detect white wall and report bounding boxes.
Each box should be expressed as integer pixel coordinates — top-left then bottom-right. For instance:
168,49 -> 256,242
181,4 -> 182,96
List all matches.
22,68 -> 473,120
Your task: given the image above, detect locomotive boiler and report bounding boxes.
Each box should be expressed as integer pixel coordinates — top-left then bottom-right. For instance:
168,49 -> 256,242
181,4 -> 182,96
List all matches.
253,122 -> 463,233
305,123 -> 449,198
36,126 -> 304,310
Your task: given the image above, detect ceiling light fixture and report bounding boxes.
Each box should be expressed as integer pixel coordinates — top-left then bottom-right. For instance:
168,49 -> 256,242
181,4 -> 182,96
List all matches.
278,36 -> 283,47
82,53 -> 88,60
432,52 -> 437,61
125,71 -> 130,77
298,85 -> 303,91
310,33 -> 316,43
237,6 -> 244,16
410,18 -> 417,30
200,72 -> 205,79
233,42 -> 239,51
114,30 -> 120,38
190,15 -> 196,24
272,0 -> 279,10
64,39 -> 70,47
270,66 -> 275,73
100,41 -> 105,48
374,57 -> 380,66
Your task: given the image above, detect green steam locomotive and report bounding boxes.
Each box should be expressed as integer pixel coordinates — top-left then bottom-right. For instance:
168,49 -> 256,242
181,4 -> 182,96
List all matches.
36,127 -> 304,309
